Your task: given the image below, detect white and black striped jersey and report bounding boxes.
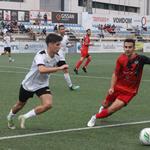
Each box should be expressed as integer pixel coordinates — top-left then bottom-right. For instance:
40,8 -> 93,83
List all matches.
22,49 -> 60,91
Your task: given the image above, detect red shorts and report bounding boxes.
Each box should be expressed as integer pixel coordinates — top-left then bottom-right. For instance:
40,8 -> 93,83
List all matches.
81,49 -> 89,58
104,90 -> 136,106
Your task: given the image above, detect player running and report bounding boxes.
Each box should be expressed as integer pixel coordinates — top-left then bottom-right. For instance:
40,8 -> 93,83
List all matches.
87,38 -> 150,127
7,33 -> 68,129
57,24 -> 80,90
1,31 -> 14,62
74,29 -> 92,74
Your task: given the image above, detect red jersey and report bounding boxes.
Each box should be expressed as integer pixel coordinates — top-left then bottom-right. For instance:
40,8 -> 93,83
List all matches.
114,53 -> 150,94
81,35 -> 90,51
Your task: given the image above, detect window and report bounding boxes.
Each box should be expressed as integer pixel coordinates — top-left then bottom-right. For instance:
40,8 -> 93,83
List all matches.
109,4 -> 115,10
93,2 -> 105,9
127,6 -> 137,13
119,5 -> 125,11
78,0 -> 85,6
78,1 -> 138,13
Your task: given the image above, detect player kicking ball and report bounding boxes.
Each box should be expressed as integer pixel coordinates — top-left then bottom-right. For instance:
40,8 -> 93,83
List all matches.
87,38 -> 150,127
7,33 -> 68,129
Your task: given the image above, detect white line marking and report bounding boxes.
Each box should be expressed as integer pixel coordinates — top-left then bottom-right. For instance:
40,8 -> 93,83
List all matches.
0,66 -> 29,70
0,120 -> 150,141
0,70 -> 26,74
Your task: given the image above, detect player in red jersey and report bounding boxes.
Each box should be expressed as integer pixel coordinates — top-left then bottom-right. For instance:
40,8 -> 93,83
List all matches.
87,38 -> 150,127
74,29 -> 92,74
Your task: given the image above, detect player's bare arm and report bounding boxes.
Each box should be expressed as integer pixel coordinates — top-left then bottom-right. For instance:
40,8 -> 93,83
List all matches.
38,64 -> 68,74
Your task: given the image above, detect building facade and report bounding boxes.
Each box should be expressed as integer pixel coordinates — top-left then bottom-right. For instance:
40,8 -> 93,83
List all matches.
64,0 -> 149,16
0,0 -> 149,16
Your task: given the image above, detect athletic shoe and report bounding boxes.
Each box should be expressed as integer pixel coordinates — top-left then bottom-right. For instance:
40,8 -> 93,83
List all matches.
74,68 -> 78,74
18,115 -> 26,129
7,116 -> 16,130
98,106 -> 104,113
87,115 -> 96,127
70,85 -> 80,91
82,67 -> 87,73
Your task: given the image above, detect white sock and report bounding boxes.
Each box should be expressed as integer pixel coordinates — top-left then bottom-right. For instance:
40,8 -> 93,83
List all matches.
64,73 -> 72,88
7,109 -> 15,120
23,109 -> 36,119
98,106 -> 104,113
9,57 -> 12,61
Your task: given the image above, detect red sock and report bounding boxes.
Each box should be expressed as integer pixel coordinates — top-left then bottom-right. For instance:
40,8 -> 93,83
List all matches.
76,60 -> 83,69
96,109 -> 109,119
83,57 -> 91,68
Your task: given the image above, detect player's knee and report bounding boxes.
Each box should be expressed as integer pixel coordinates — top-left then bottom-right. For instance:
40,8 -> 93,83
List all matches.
88,56 -> 92,61
43,103 -> 52,110
102,100 -> 109,108
64,69 -> 68,73
80,57 -> 84,61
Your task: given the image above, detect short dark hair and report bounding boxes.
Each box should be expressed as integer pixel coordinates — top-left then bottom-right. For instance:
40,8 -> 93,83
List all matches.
124,39 -> 135,47
58,24 -> 65,30
45,33 -> 62,45
86,29 -> 91,32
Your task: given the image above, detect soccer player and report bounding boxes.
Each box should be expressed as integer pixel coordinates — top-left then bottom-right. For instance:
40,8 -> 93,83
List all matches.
7,33 -> 68,129
57,24 -> 80,90
74,29 -> 92,74
1,31 -> 14,62
87,38 -> 150,127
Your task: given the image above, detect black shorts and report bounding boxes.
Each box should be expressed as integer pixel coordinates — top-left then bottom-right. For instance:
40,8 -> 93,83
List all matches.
19,85 -> 51,102
4,47 -> 11,53
85,54 -> 90,58
57,60 -> 66,67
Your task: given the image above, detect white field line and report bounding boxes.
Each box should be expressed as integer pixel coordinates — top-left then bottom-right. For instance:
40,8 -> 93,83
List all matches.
0,65 -> 150,82
0,120 -> 150,141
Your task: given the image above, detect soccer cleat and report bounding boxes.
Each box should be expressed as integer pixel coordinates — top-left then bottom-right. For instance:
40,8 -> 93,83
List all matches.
87,115 -> 96,127
7,116 -> 16,130
74,68 -> 78,75
70,85 -> 80,91
18,115 -> 26,129
98,106 -> 104,113
82,67 -> 87,73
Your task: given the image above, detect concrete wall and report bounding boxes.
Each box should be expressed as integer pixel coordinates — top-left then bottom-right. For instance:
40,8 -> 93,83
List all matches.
40,0 -> 61,11
0,0 -> 39,10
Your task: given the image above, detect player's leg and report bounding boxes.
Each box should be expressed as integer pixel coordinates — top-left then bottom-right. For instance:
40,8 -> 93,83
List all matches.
98,101 -> 113,113
87,99 -> 125,127
18,87 -> 52,128
57,60 -> 80,90
87,93 -> 117,127
8,48 -> 14,62
82,55 -> 92,73
63,68 -> 80,90
74,56 -> 85,74
7,101 -> 26,129
7,85 -> 32,129
1,48 -> 7,55
74,49 -> 86,74
98,92 -> 116,113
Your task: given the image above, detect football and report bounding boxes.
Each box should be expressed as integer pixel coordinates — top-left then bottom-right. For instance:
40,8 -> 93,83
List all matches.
139,128 -> 150,145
